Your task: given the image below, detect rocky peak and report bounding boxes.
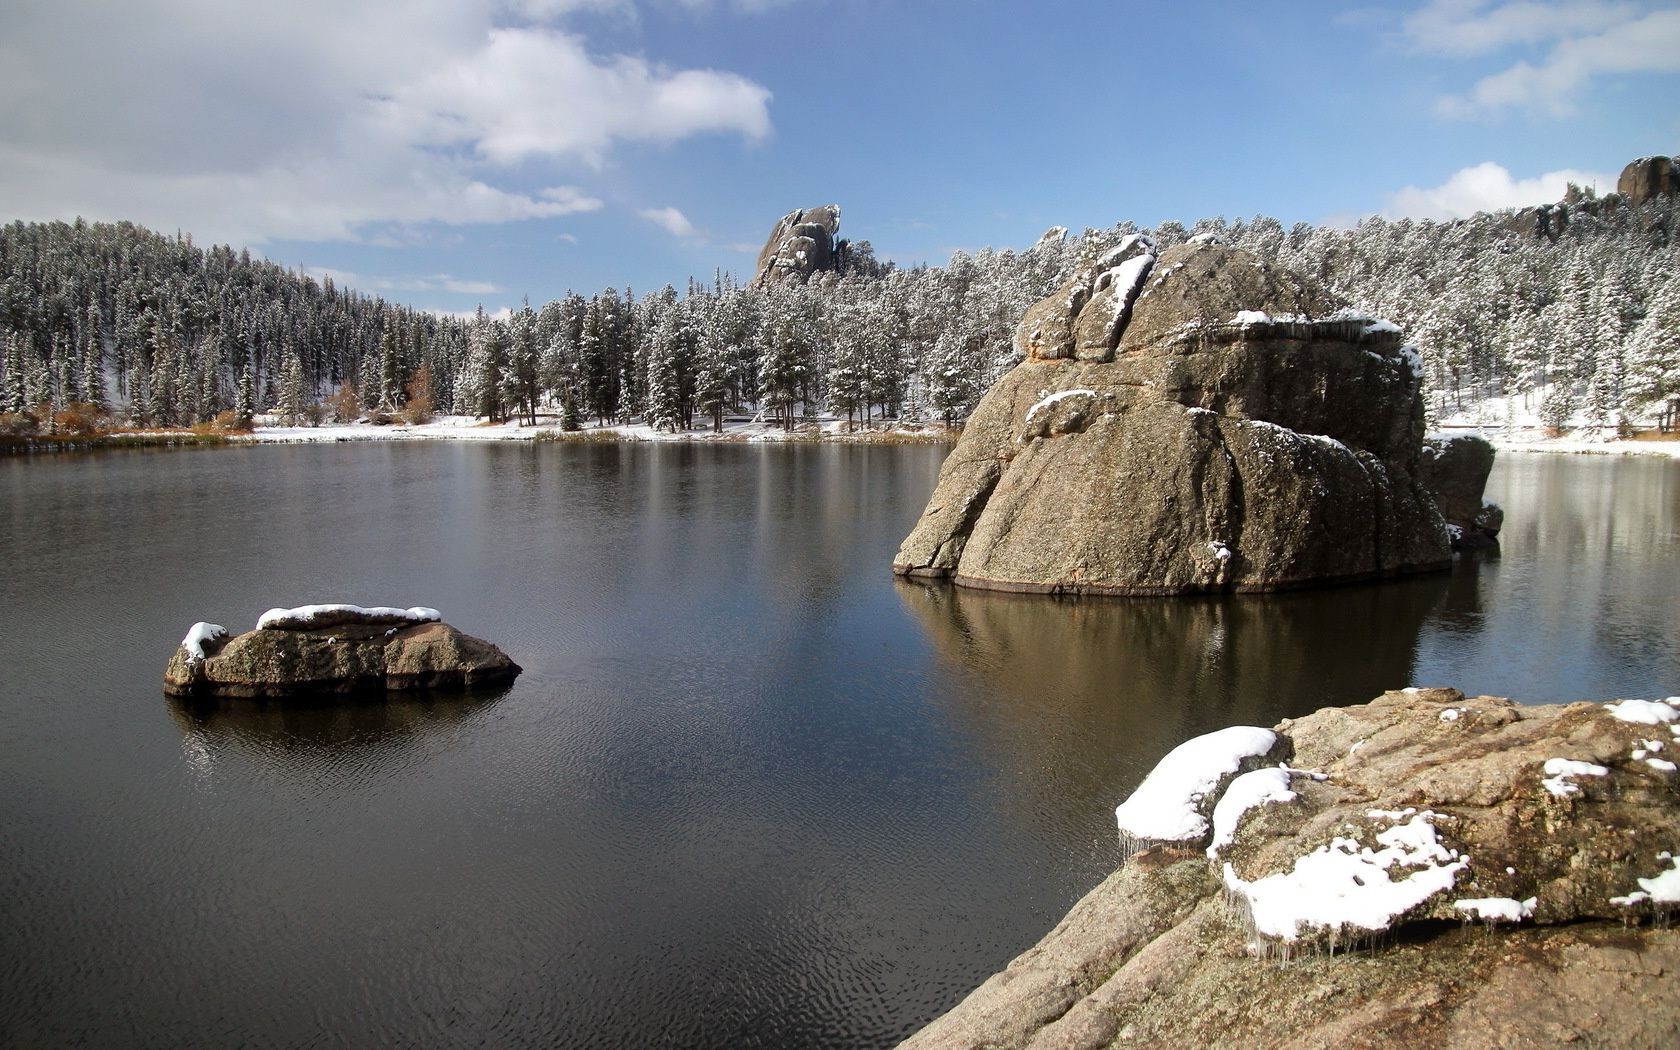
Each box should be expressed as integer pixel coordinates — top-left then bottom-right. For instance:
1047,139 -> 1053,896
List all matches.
753,205 -> 842,286
1618,155 -> 1680,207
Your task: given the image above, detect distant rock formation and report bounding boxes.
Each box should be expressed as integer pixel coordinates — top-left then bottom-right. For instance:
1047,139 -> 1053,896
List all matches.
1420,435 -> 1503,550
902,689 -> 1680,1050
164,605 -> 520,698
1618,155 -> 1680,207
893,241 -> 1451,595
754,205 -> 842,286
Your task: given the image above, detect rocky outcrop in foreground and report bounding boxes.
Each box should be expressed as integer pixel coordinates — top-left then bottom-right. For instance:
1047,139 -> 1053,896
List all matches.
164,605 -> 520,698
894,241 -> 1454,594
754,205 -> 842,286
1419,435 -> 1503,550
903,689 -> 1680,1049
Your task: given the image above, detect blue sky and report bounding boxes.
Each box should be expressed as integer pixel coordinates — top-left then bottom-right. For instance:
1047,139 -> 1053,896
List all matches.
2,0 -> 1675,314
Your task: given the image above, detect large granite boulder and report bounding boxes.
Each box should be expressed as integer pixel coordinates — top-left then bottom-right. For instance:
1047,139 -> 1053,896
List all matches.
1617,156 -> 1680,207
164,605 -> 521,698
754,205 -> 842,286
902,689 -> 1680,1049
894,241 -> 1451,594
1420,434 -> 1504,550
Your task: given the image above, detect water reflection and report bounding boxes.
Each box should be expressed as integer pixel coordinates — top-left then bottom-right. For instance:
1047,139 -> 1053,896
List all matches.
165,688 -> 508,757
896,571 -> 1453,806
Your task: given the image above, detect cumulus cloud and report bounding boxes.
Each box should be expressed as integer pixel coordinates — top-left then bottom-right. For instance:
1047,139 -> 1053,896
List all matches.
1407,1 -> 1680,116
638,206 -> 698,238
1381,161 -> 1613,219
0,1 -> 771,246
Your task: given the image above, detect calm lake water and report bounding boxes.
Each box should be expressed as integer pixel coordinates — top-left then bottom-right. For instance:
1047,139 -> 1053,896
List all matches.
2,442 -> 1677,1048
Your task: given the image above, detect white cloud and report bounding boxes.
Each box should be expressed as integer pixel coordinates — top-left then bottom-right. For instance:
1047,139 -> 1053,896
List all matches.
0,1 -> 771,246
638,206 -> 699,238
1381,161 -> 1613,219
1410,2 -> 1680,116
1403,0 -> 1637,56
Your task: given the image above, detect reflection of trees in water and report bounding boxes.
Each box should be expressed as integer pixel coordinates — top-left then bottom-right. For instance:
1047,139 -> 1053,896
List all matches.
166,687 -> 509,763
895,575 -> 1453,833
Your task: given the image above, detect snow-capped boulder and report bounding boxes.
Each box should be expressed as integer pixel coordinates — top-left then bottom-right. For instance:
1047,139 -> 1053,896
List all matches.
163,605 -> 520,698
902,688 -> 1680,1049
753,205 -> 842,287
894,242 -> 1449,593
1419,434 -> 1503,550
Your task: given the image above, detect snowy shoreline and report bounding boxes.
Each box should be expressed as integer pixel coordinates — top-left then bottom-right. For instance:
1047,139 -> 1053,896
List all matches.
241,415 -> 961,446
1433,426 -> 1680,459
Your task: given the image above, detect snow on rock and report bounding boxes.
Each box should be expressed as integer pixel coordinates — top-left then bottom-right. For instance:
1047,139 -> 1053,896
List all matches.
1232,310 -> 1270,325
1613,854 -> 1680,908
1223,809 -> 1468,943
256,604 -> 442,631
1439,708 -> 1462,723
1604,698 -> 1680,725
1102,253 -> 1156,326
180,622 -> 228,665
1024,388 -> 1098,426
1206,766 -> 1297,858
1095,234 -> 1154,271
1453,896 -> 1537,923
1115,726 -> 1282,850
1540,757 -> 1609,797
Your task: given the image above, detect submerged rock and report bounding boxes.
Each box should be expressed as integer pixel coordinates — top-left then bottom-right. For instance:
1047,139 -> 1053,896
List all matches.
1420,434 -> 1503,550
163,605 -> 520,698
902,689 -> 1680,1049
894,242 -> 1451,594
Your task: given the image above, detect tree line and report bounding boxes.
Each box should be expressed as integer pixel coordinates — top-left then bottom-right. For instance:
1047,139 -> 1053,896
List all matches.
2,193 -> 1676,437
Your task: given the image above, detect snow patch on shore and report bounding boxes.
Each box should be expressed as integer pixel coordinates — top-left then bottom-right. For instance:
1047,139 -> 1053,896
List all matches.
1115,726 -> 1280,849
1223,809 -> 1468,943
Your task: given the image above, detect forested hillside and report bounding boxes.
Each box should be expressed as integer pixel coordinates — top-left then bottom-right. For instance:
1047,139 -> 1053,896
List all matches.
3,191 -> 1677,435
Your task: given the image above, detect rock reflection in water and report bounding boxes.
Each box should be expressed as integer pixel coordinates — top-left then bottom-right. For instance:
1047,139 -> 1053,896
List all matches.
895,573 -> 1453,827
166,687 -> 509,764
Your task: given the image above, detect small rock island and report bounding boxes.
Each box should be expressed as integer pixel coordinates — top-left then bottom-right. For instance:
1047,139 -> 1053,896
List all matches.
163,604 -> 521,698
893,239 -> 1497,594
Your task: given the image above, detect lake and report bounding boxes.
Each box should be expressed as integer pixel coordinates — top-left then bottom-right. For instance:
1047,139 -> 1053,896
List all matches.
2,442 -> 1677,1048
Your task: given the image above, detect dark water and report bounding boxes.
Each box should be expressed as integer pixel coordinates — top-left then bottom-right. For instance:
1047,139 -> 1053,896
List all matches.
1,443 -> 1676,1048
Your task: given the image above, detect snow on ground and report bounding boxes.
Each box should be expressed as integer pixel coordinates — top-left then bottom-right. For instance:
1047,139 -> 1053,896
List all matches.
241,414 -> 954,445
1114,726 -> 1280,846
256,605 -> 441,630
1223,809 -> 1469,943
1432,382 -> 1680,458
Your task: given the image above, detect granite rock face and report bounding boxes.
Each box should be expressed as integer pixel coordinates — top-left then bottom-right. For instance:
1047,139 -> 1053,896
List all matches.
1618,156 -> 1680,207
894,242 -> 1451,594
754,205 -> 842,286
164,610 -> 520,698
1420,434 -> 1503,550
902,689 -> 1680,1049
